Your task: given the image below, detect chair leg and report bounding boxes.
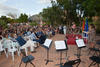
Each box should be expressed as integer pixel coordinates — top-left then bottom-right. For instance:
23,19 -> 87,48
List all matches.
30,46 -> 35,52
19,61 -> 22,67
93,62 -> 97,66
76,62 -> 80,67
25,48 -> 28,56
97,63 -> 99,67
4,50 -> 8,58
17,50 -> 20,56
25,63 -> 27,67
88,50 -> 91,55
89,61 -> 94,67
30,62 -> 35,67
12,52 -> 14,61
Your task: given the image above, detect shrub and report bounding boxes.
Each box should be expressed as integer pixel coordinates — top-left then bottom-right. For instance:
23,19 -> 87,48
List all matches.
0,20 -> 8,29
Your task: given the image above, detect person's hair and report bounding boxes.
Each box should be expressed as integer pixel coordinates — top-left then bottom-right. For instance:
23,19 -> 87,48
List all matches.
0,37 -> 2,40
90,24 -> 95,29
0,32 -> 2,35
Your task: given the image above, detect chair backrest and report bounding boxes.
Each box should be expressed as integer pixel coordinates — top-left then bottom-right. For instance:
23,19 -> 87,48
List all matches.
90,56 -> 100,63
63,59 -> 81,67
21,50 -> 34,63
0,41 -> 4,51
6,40 -> 15,50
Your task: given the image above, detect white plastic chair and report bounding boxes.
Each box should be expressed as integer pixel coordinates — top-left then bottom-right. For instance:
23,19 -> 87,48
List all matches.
19,46 -> 28,56
7,40 -> 20,61
19,39 -> 37,56
28,39 -> 37,52
0,41 -> 8,57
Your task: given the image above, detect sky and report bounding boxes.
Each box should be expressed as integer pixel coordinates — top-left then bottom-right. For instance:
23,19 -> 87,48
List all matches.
0,0 -> 55,17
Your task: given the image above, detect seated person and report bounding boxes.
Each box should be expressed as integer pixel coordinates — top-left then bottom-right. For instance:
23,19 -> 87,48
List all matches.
16,32 -> 36,52
26,28 -> 32,36
33,30 -> 46,44
35,29 -> 44,38
28,30 -> 37,40
0,37 -> 2,45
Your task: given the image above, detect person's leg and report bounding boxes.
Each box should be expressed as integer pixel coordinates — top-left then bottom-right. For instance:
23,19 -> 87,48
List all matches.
33,39 -> 39,42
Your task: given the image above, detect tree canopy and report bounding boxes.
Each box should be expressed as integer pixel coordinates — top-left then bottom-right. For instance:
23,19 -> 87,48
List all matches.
18,13 -> 28,23
40,0 -> 100,26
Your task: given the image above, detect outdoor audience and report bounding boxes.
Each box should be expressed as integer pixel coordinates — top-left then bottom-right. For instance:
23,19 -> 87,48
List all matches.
0,23 -> 56,55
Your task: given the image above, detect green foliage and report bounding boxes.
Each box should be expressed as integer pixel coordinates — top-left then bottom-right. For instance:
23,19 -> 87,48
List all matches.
0,20 -> 8,29
42,22 -> 51,26
41,0 -> 100,26
41,0 -> 79,26
93,22 -> 100,33
18,13 -> 28,23
82,0 -> 100,17
0,16 -> 15,23
30,22 -> 38,26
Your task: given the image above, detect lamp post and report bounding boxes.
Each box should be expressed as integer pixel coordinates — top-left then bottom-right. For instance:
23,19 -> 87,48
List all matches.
76,4 -> 84,27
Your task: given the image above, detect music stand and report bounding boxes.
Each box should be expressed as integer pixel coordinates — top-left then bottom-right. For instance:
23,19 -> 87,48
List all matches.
75,39 -> 86,58
55,40 -> 68,67
42,39 -> 53,65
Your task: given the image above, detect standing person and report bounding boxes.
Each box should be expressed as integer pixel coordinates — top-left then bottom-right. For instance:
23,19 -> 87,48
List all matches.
63,25 -> 67,35
59,25 -> 62,34
88,24 -> 96,48
83,24 -> 96,48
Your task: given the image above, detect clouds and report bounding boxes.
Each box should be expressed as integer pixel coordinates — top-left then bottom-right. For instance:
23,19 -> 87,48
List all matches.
0,3 -> 19,17
0,0 -> 8,3
0,0 -> 55,17
38,0 -> 51,4
37,0 -> 56,4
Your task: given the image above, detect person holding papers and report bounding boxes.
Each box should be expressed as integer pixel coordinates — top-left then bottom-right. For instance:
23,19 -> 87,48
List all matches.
84,24 -> 96,48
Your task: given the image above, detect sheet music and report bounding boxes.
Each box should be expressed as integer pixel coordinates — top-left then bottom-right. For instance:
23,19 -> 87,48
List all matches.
55,41 -> 66,50
43,39 -> 52,48
76,39 -> 85,47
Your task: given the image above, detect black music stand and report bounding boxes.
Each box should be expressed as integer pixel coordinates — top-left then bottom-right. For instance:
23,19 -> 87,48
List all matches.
75,39 -> 86,58
55,40 -> 68,67
42,39 -> 53,65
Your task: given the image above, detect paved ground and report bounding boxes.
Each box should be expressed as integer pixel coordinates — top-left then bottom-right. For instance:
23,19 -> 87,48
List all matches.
0,34 -> 100,67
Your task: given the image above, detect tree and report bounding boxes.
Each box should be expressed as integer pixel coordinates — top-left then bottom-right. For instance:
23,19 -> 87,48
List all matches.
41,0 -> 100,26
0,20 -> 8,29
40,4 -> 64,26
0,16 -> 15,23
18,13 -> 28,23
56,0 -> 79,25
28,14 -> 42,22
41,0 -> 79,26
30,22 -> 38,26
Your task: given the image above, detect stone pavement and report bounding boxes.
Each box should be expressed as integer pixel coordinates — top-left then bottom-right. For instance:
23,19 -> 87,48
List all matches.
0,34 -> 99,67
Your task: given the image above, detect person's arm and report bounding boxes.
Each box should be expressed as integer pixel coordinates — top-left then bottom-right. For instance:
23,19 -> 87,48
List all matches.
82,31 -> 89,34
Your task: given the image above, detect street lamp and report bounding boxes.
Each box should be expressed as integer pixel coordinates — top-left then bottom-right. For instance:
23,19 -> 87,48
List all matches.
76,5 -> 84,27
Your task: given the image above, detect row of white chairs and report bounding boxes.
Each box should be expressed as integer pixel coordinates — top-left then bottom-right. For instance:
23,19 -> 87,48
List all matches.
0,39 -> 37,61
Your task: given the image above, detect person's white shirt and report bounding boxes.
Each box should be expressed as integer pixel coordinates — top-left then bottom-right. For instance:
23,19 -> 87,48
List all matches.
28,32 -> 37,40
63,25 -> 67,35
